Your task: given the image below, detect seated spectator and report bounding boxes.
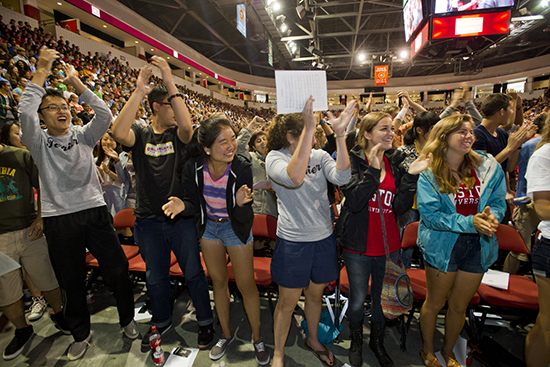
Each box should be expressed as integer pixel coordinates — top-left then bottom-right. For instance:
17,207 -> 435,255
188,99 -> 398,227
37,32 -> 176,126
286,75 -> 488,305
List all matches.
0,80 -> 17,129
77,102 -> 94,125
0,120 -> 24,149
68,93 -> 83,112
11,77 -> 28,104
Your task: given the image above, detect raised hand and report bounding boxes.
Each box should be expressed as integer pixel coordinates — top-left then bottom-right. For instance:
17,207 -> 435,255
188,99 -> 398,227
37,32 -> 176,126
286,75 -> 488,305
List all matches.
162,196 -> 185,219
61,63 -> 79,86
36,46 -> 59,72
508,122 -> 537,149
408,153 -> 433,175
103,145 -> 120,162
150,55 -> 171,80
136,65 -> 153,95
461,82 -> 472,101
327,99 -> 357,135
302,96 -> 317,131
248,116 -> 266,130
366,143 -> 383,170
235,184 -> 253,206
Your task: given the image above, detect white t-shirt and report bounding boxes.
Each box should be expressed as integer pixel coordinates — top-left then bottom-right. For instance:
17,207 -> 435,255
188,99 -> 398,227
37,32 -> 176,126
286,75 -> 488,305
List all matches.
526,143 -> 550,239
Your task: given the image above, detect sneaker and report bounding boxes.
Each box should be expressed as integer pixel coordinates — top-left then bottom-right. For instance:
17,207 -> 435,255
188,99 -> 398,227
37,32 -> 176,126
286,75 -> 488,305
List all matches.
50,311 -> 71,335
253,339 -> 270,366
67,331 -> 92,361
28,296 -> 47,322
3,325 -> 34,361
122,320 -> 139,339
141,323 -> 172,352
197,323 -> 214,350
209,335 -> 235,361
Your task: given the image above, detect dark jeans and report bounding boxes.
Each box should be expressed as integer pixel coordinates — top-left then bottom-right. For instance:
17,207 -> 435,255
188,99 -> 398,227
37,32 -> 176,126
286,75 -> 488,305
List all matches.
134,217 -> 213,328
43,206 -> 134,342
343,249 -> 400,326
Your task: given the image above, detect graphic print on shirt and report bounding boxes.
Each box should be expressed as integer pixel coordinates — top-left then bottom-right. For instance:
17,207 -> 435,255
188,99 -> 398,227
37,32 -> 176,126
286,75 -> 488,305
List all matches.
0,166 -> 22,202
46,136 -> 79,151
456,184 -> 481,205
307,163 -> 322,175
145,142 -> 174,157
369,189 -> 394,214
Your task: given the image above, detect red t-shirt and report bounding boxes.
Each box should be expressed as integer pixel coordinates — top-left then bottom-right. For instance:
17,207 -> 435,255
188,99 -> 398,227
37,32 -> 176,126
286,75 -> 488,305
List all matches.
455,169 -> 481,216
345,156 -> 401,256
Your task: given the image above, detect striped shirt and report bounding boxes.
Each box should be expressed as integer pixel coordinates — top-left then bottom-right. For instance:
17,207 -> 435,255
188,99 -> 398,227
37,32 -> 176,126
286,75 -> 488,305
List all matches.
203,161 -> 230,219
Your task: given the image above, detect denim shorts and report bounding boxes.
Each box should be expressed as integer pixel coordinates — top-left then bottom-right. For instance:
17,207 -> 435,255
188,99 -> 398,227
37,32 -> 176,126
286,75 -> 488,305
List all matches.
426,234 -> 484,273
201,219 -> 253,247
270,233 -> 339,288
532,236 -> 550,278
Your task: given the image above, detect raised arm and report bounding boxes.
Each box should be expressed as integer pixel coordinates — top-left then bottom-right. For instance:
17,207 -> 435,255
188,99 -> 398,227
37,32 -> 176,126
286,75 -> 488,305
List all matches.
286,96 -> 316,185
399,90 -> 426,113
111,65 -> 153,147
30,47 -> 58,88
150,56 -> 193,143
327,100 -> 356,171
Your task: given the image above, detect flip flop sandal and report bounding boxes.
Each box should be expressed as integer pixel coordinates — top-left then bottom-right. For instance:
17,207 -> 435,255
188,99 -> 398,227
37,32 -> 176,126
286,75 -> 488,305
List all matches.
420,350 -> 443,367
441,352 -> 461,367
305,340 -> 335,366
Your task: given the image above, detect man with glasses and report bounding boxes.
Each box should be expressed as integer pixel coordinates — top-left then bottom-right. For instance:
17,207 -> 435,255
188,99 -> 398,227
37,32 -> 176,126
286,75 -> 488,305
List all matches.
18,47 -> 137,361
111,56 -> 214,352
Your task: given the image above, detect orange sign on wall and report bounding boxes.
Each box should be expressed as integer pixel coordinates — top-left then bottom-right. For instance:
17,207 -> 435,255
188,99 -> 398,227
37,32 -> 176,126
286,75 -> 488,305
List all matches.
375,65 -> 389,86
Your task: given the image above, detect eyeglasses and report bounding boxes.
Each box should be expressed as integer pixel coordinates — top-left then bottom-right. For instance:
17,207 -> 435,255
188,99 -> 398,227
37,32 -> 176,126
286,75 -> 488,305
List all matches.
39,105 -> 70,113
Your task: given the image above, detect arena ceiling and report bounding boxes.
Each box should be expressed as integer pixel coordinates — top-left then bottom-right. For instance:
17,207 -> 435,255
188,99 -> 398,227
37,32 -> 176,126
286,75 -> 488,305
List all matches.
117,0 -> 550,81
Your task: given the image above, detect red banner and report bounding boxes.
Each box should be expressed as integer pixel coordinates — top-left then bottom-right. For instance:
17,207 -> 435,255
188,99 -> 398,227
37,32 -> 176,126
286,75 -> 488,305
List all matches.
375,65 -> 389,86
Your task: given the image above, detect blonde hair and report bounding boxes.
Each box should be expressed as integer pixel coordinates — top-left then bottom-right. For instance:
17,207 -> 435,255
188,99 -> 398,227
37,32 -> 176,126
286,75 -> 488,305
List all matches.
358,112 -> 391,150
535,113 -> 550,151
421,115 -> 482,194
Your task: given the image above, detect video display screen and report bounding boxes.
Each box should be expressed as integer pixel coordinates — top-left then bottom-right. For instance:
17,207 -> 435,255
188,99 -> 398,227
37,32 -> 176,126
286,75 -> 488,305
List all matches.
434,0 -> 514,14
410,22 -> 430,59
404,0 -> 424,42
432,11 -> 510,39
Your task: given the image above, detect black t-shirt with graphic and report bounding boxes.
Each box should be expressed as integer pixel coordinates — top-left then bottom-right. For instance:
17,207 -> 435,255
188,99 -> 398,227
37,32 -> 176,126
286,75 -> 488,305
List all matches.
124,125 -> 186,218
0,144 -> 39,234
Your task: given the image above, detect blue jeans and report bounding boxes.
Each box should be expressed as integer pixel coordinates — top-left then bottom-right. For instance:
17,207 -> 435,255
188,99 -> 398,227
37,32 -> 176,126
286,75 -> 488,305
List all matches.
134,217 -> 213,327
343,249 -> 400,326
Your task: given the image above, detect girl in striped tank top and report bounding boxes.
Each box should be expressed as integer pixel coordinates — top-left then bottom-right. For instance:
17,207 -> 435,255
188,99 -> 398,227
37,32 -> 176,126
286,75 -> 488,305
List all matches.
162,116 -> 269,365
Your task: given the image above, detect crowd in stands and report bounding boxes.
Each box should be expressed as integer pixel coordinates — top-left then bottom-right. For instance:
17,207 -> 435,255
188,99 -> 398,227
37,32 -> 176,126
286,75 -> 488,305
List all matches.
2,13 -> 550,367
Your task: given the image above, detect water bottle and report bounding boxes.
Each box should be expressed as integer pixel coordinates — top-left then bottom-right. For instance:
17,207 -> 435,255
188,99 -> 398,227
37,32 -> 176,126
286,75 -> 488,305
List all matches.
153,346 -> 165,366
149,326 -> 164,366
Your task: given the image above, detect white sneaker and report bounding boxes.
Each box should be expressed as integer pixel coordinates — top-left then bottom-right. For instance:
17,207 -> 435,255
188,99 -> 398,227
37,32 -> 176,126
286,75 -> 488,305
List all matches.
67,331 -> 92,361
122,320 -> 139,339
28,297 -> 47,322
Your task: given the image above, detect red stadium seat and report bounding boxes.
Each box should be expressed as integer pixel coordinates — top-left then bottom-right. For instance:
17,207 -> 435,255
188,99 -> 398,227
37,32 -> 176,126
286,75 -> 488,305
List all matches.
473,225 -> 539,339
251,214 -> 277,240
113,208 -> 136,229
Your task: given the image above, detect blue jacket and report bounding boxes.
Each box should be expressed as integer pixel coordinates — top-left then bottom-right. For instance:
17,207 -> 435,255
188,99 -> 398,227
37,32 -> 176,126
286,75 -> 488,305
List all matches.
417,151 -> 506,273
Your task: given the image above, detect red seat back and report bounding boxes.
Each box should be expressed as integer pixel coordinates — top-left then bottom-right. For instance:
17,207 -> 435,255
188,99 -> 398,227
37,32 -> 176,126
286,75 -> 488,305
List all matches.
495,224 -> 529,254
113,208 -> 137,230
252,214 -> 277,240
402,222 -> 419,249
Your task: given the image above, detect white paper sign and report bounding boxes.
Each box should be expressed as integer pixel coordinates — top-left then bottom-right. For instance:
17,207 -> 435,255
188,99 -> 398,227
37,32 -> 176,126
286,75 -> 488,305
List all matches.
164,347 -> 199,367
275,70 -> 328,114
481,269 -> 510,290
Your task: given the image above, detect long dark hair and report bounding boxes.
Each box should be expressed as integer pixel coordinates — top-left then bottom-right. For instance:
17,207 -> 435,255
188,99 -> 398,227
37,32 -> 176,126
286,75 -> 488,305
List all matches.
95,130 -> 121,172
0,120 -> 20,145
403,111 -> 440,146
179,115 -> 234,176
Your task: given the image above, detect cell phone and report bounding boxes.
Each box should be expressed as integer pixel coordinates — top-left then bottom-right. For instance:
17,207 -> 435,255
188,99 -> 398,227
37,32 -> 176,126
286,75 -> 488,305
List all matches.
173,347 -> 191,357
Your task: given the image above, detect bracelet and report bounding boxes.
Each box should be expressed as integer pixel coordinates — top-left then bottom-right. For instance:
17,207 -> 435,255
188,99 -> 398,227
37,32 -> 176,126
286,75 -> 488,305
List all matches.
334,133 -> 346,138
167,93 -> 184,103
